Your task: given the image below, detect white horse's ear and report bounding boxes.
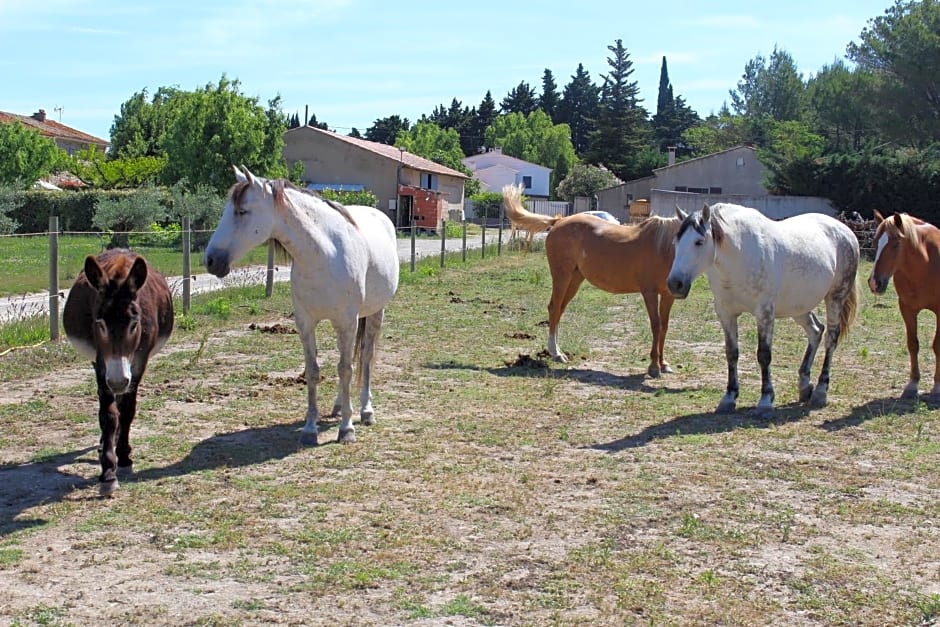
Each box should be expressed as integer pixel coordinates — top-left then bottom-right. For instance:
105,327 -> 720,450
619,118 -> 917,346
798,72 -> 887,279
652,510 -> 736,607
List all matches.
233,165 -> 247,183
873,209 -> 884,224
702,203 -> 711,222
675,205 -> 687,221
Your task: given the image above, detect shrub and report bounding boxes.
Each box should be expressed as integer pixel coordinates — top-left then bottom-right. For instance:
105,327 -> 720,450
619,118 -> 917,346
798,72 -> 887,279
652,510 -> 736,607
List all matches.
93,185 -> 168,248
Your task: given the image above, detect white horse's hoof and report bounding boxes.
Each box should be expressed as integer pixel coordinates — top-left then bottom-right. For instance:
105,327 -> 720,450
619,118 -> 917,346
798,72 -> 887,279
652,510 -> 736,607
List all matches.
99,478 -> 119,497
752,406 -> 774,420
329,404 -> 342,418
117,464 -> 134,477
552,354 -> 568,363
809,389 -> 828,408
360,411 -> 375,427
716,400 -> 737,414
299,431 -> 319,447
798,385 -> 814,403
337,428 -> 356,445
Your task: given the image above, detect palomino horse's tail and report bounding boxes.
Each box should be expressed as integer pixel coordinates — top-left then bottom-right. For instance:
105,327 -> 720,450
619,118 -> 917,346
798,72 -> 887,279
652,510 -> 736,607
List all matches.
838,276 -> 860,343
502,183 -> 560,234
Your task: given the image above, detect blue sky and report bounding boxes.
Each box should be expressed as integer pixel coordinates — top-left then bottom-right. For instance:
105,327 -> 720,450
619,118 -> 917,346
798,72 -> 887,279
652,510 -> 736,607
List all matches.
1,0 -> 892,142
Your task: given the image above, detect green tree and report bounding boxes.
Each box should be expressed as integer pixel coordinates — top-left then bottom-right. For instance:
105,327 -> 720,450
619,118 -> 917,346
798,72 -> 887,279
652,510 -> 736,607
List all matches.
538,69 -> 561,122
485,110 -> 577,196
557,63 -> 600,155
467,91 -> 498,155
804,59 -> 882,152
109,86 -> 183,159
168,181 -> 224,248
500,81 -> 538,115
729,46 -> 805,146
366,115 -> 410,145
426,99 -> 475,156
0,121 -> 65,186
67,145 -> 166,189
585,39 -> 651,181
555,164 -> 621,202
682,105 -> 749,156
160,75 -> 287,194
848,0 -> 940,144
395,120 -> 467,172
0,184 -> 20,234
93,185 -> 168,248
651,56 -> 701,156
758,120 -> 827,194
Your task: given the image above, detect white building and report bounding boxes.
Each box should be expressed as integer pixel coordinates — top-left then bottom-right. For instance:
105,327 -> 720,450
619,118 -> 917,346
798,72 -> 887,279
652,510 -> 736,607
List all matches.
462,148 -> 552,198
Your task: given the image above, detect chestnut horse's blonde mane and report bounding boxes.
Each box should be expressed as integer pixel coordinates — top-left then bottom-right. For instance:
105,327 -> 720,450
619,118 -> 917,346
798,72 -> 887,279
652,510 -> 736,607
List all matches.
882,212 -> 922,247
636,214 -> 682,254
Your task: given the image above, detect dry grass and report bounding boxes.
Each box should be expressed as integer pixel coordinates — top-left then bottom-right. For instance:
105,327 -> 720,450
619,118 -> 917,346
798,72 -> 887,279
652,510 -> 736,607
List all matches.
0,252 -> 937,626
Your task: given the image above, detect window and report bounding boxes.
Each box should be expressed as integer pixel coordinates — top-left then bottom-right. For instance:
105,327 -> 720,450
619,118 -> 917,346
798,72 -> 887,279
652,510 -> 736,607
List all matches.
522,176 -> 532,189
709,187 -> 722,194
674,186 -> 688,193
420,173 -> 438,190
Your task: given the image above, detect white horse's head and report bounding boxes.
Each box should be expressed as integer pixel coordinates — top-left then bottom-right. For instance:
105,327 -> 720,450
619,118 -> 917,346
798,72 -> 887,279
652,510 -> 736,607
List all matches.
205,166 -> 276,278
666,203 -> 719,299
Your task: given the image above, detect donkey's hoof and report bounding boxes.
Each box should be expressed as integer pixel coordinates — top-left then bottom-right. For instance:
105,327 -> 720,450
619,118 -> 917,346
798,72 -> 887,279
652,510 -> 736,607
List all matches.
798,385 -> 814,403
337,428 -> 356,445
299,431 -> 319,447
360,411 -> 375,427
99,478 -> 119,497
117,463 -> 134,477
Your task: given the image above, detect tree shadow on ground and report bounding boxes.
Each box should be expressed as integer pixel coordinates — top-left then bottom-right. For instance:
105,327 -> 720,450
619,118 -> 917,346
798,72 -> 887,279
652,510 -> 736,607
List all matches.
820,394 -> 940,431
425,359 -> 689,394
0,417 -> 348,538
589,402 -> 812,452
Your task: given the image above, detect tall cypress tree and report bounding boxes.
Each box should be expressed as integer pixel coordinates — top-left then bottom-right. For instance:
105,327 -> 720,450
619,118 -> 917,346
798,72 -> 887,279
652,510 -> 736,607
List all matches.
652,56 -> 699,155
466,90 -> 498,155
557,63 -> 600,155
539,68 -> 561,122
585,39 -> 650,180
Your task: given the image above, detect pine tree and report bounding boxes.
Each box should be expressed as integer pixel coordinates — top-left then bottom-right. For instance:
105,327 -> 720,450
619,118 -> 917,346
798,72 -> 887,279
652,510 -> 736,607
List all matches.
557,63 -> 600,155
585,39 -> 650,181
500,81 -> 538,115
538,69 -> 561,122
467,91 -> 499,154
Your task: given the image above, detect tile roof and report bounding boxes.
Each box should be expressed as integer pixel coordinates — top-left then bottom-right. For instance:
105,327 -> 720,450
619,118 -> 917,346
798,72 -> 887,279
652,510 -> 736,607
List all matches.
287,126 -> 468,179
0,110 -> 109,147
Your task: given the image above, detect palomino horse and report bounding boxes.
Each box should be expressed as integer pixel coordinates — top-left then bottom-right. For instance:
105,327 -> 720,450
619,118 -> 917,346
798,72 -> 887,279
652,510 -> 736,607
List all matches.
503,185 -> 681,377
502,184 -> 558,252
869,210 -> 940,398
667,203 -> 859,417
205,167 -> 399,446
63,249 -> 174,496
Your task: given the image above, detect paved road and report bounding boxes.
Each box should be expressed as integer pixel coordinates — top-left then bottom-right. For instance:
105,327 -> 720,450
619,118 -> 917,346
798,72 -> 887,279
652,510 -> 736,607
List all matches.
0,234 -> 499,324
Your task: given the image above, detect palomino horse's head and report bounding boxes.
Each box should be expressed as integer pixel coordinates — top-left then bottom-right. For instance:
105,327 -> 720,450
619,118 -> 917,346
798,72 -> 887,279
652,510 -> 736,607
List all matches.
85,254 -> 149,395
869,210 -> 918,294
205,166 -> 276,278
666,203 -> 720,299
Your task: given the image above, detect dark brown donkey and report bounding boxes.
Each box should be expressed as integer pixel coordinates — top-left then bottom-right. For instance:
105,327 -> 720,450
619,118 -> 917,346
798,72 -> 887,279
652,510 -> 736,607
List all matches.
64,249 -> 174,496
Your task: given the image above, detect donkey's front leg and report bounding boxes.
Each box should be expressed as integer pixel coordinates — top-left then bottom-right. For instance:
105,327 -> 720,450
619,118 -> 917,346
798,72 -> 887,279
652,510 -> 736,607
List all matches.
96,372 -> 121,496
717,314 -> 740,414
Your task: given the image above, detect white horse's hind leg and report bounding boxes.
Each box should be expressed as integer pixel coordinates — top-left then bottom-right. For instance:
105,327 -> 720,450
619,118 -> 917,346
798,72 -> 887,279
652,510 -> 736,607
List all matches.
358,311 -> 384,426
332,319 -> 358,444
298,319 -> 320,447
794,312 -> 824,402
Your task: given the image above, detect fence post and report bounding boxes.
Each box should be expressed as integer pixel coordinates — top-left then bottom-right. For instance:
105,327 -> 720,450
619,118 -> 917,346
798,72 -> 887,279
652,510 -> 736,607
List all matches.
182,217 -> 191,313
48,216 -> 59,341
462,220 -> 467,262
265,239 -> 275,297
440,220 -> 446,268
481,219 -> 486,259
497,202 -> 504,256
410,218 -> 416,272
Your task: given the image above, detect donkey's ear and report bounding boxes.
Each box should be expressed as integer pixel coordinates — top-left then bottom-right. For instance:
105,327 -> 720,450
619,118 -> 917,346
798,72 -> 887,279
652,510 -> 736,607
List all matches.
126,257 -> 149,293
873,209 -> 884,224
84,255 -> 107,291
702,203 -> 711,222
674,205 -> 687,221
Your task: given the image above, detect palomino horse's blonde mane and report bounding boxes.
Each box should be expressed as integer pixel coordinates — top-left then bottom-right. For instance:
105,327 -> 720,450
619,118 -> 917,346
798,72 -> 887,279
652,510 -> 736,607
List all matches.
881,212 -> 922,248
636,214 -> 682,253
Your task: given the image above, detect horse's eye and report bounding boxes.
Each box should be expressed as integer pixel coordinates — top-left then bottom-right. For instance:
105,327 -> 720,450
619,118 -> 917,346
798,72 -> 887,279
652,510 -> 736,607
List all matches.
234,207 -> 248,217
694,239 -> 704,247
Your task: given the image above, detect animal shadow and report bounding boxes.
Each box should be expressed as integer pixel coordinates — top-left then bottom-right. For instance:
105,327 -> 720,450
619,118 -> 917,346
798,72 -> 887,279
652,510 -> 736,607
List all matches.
589,402 -> 811,451
821,394 -> 940,431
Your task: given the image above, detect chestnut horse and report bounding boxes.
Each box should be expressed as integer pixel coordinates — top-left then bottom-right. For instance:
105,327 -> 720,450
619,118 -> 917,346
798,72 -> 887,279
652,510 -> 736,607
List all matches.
64,249 -> 174,496
503,186 -> 681,377
869,210 -> 940,398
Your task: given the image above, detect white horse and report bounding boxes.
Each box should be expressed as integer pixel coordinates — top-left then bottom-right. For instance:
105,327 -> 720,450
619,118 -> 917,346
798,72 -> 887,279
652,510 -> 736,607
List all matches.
205,166 -> 399,445
666,203 -> 859,417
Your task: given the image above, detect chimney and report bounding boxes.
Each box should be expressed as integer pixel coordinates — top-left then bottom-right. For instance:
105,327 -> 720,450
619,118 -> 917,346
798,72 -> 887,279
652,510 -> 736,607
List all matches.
33,109 -> 47,122
667,146 -> 676,166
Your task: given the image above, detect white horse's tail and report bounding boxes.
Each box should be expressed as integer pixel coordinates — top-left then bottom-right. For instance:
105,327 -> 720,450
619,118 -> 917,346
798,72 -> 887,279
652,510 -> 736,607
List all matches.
839,277 -> 859,343
354,316 -> 376,389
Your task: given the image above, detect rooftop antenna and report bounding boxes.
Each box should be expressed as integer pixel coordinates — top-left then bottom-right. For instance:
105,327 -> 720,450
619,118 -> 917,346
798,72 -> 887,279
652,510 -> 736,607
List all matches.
53,106 -> 64,121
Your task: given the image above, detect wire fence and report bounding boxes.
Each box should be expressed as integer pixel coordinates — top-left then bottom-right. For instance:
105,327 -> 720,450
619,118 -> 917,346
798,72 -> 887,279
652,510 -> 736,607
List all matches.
0,215 -> 520,337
